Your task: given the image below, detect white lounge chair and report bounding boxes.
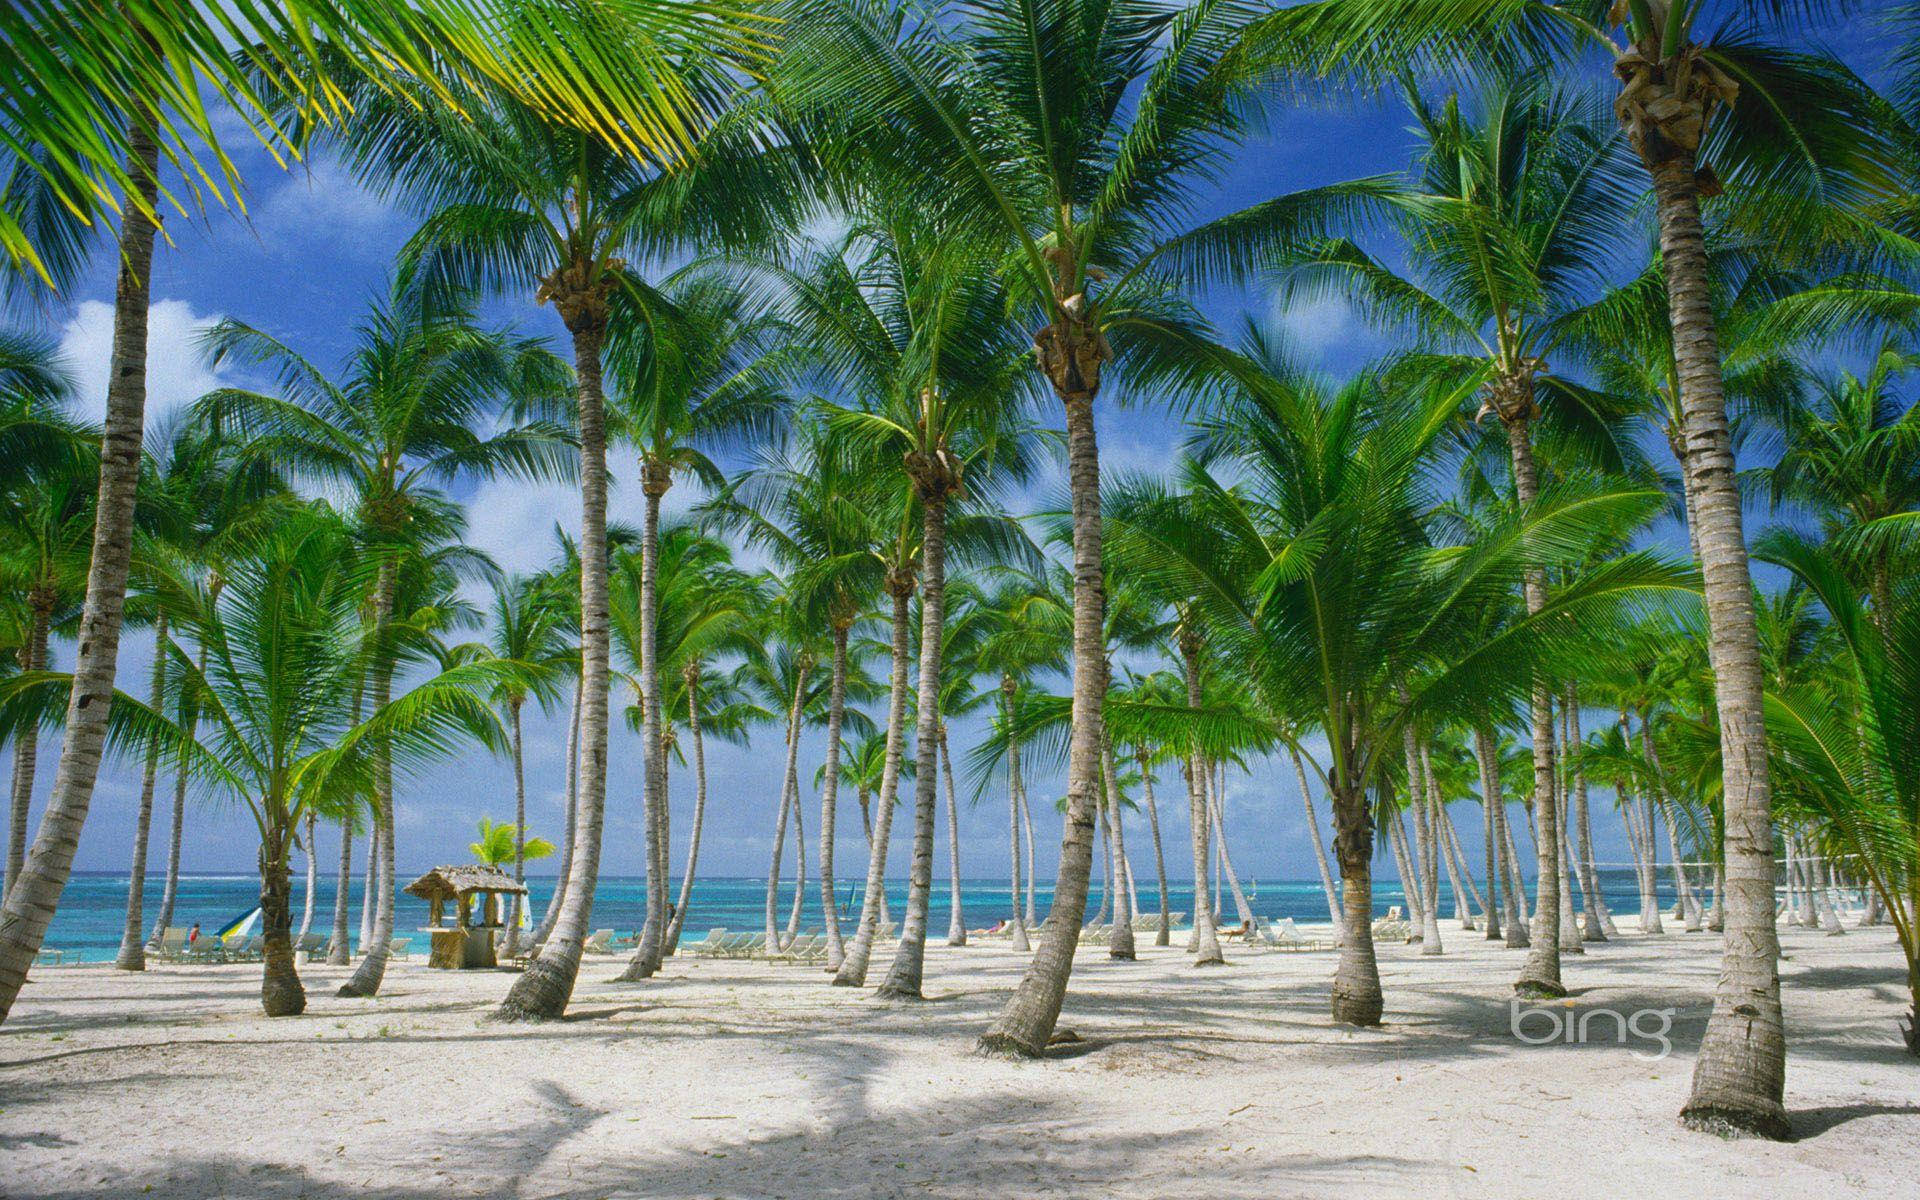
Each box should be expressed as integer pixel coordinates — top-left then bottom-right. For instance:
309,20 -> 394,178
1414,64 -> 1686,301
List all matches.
388,937 -> 412,960
582,929 -> 615,955
152,927 -> 188,961
689,928 -> 730,957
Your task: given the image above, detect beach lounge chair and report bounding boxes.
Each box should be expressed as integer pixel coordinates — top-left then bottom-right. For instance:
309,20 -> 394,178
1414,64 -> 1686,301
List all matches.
184,937 -> 224,963
689,929 -> 730,957
787,934 -> 828,964
388,937 -> 411,960
1370,911 -> 1411,941
583,929 -> 615,955
33,947 -> 64,967
292,932 -> 325,960
152,927 -> 188,961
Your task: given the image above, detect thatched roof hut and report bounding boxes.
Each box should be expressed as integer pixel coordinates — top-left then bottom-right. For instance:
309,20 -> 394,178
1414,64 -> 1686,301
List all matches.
405,865 -> 528,905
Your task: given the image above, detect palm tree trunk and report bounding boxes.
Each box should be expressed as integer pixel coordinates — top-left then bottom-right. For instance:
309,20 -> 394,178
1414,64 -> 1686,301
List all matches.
259,821 -> 305,1017
764,675 -> 803,951
505,699 -> 527,956
834,583 -> 913,987
340,556 -> 398,998
879,492 -> 949,1001
146,638 -> 197,948
4,599 -> 52,904
1138,751 -> 1171,946
1476,727 -> 1505,942
1330,776 -> 1383,1026
1094,807 -> 1112,927
1438,798 -> 1479,930
0,122 -> 159,1022
1003,677 -> 1030,952
785,760 -> 807,946
1020,787 -> 1038,927
820,626 -> 850,968
297,812 -> 317,941
629,472 -> 670,978
1177,624 -> 1223,966
666,671 -> 707,953
1505,416 -> 1565,997
498,312 -> 611,1022
941,724 -> 967,947
1637,143 -> 1788,1136
981,393 -> 1104,1055
530,678 -> 582,952
1102,730 -> 1135,960
1405,728 -> 1442,955
115,614 -> 168,970
1211,777 -> 1254,928
1389,811 -> 1422,939
329,815 -> 354,964
1565,687 -> 1610,941
359,830 -> 377,949
1288,746 -> 1341,931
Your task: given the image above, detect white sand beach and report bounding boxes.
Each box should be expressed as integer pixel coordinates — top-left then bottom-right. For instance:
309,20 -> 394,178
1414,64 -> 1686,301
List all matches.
2,923 -> 1914,1200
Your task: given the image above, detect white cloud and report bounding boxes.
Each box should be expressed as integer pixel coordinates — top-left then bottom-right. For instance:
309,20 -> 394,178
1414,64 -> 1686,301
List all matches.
237,155 -> 402,255
57,297 -> 228,431
1269,291 -> 1360,362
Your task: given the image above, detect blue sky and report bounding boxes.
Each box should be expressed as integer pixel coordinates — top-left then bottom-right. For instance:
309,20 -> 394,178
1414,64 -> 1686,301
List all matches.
4,3 -> 1901,887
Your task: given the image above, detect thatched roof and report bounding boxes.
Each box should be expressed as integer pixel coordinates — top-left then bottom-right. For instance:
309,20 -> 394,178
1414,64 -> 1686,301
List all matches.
404,864 -> 529,902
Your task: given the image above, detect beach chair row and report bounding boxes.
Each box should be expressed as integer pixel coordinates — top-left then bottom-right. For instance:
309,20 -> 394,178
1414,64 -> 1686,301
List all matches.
149,927 -> 412,964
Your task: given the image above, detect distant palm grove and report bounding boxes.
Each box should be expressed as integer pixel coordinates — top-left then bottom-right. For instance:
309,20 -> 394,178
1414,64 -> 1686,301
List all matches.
5,0 -> 1920,1147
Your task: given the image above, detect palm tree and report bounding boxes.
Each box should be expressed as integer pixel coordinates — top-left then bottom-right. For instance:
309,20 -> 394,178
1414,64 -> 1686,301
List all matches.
779,0 -> 1384,1053
479,574 -> 571,953
1104,352 -> 1680,1024
198,277 -> 569,1000
471,818 -> 556,875
762,206 -> 1041,997
603,268 -> 792,978
713,420 -> 889,970
1243,0 -> 1897,1141
327,71 -> 804,1021
0,1 -> 762,286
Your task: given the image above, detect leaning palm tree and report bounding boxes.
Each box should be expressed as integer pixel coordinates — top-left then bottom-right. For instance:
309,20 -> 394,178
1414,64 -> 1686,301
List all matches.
197,277 -> 570,999
329,70 -> 804,1021
778,0 -> 1384,1053
603,268 -> 793,979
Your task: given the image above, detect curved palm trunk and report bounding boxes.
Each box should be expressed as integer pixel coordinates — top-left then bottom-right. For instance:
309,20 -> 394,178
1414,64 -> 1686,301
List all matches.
1389,812 -> 1421,939
628,475 -> 670,978
0,124 -> 158,1022
784,765 -> 807,945
1138,751 -> 1171,946
1178,628 -> 1223,966
1289,746 -> 1342,931
1020,790 -> 1038,927
115,615 -> 169,970
1093,808 -> 1112,927
1405,729 -> 1442,955
763,673 -> 804,952
1499,798 -> 1532,945
1102,731 -> 1135,960
498,313 -> 612,1022
1566,688 -> 1610,941
1003,678 -> 1030,953
296,812 -> 318,941
1641,150 -> 1787,1139
146,658 -> 193,947
340,557 -> 398,998
878,493 -> 948,1000
1330,777 -> 1383,1025
359,833 -> 378,950
1438,801 -> 1478,931
941,725 -> 966,947
666,671 -> 707,954
530,679 -> 582,952
1210,771 -> 1255,928
4,601 -> 51,904
833,584 -> 912,987
819,626 -> 850,968
259,819 -> 305,1016
329,815 -> 354,964
505,699 -> 527,956
981,394 -> 1104,1054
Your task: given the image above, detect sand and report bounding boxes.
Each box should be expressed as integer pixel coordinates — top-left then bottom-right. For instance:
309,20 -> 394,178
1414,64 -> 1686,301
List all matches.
1,921 -> 1915,1199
